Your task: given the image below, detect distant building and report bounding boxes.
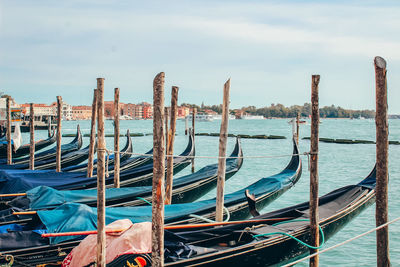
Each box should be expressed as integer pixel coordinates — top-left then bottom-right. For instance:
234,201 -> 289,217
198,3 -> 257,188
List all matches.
21,103 -> 56,117
122,103 -> 136,119
72,106 -> 92,120
62,102 -> 72,120
177,106 -> 190,118
104,101 -> 124,119
142,102 -> 153,119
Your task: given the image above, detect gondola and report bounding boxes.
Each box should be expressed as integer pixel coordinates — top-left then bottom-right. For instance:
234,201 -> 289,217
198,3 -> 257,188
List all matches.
62,130 -> 135,173
33,129 -> 130,171
0,138 -> 242,214
0,138 -> 300,266
152,165 -> 376,267
0,133 -> 194,194
0,126 -> 82,167
0,131 -> 56,160
93,166 -> 376,267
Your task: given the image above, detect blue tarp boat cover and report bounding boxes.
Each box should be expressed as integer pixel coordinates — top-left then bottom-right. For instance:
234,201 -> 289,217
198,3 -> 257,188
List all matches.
25,153 -> 241,210
37,166 -> 298,244
0,169 -> 88,193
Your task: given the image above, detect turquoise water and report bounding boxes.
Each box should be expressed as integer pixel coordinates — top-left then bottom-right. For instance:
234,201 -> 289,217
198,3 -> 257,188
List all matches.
23,118 -> 400,266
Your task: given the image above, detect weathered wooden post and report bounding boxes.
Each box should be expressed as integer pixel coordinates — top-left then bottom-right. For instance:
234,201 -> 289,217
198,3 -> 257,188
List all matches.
374,56 -> 390,267
165,107 -> 169,153
309,75 -> 320,267
6,97 -> 12,165
47,116 -> 52,137
165,86 -> 179,205
29,103 -> 35,170
114,88 -> 120,188
152,72 -> 165,267
215,79 -> 230,222
191,107 -> 196,173
56,96 -> 62,172
87,89 -> 98,178
185,115 -> 188,135
96,78 -> 106,266
296,112 -> 300,144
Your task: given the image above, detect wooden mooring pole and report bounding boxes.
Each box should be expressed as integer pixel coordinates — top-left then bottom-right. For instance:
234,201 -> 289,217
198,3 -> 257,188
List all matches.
309,75 -> 320,267
152,72 -> 165,267
374,56 -> 390,267
215,79 -> 230,222
165,86 -> 179,205
185,115 -> 188,135
191,107 -> 196,173
87,89 -> 98,178
56,96 -> 62,172
165,107 -> 169,153
296,112 -> 300,144
6,97 -> 12,165
29,103 -> 35,170
114,88 -> 120,188
96,78 -> 106,266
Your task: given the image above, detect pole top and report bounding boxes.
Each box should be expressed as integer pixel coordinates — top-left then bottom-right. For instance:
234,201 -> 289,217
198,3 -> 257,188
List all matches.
374,56 -> 387,69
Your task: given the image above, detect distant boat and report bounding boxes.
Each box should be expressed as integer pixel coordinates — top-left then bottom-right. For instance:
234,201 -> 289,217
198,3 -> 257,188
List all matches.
287,118 -> 307,124
185,113 -> 214,122
357,115 -> 366,120
238,115 -> 264,120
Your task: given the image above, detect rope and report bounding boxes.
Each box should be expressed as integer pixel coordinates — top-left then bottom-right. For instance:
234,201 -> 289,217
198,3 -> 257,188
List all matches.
136,197 -> 152,205
105,149 -> 110,178
189,206 -> 231,223
252,219 -> 325,250
282,216 -> 400,267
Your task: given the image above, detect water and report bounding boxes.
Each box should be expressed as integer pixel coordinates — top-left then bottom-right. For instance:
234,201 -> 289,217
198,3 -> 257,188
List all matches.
23,118 -> 400,266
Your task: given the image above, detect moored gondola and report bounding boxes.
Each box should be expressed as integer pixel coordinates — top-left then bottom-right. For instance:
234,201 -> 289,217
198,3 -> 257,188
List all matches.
0,138 -> 242,213
0,133 -> 194,194
0,131 -> 56,160
0,126 -> 82,168
62,130 -> 134,173
0,138 -> 300,266
101,166 -> 376,267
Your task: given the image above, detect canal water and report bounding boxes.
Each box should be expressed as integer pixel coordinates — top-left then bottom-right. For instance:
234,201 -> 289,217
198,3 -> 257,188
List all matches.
23,118 -> 400,266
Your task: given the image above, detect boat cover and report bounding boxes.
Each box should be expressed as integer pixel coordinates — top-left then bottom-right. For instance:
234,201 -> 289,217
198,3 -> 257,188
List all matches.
62,220 -> 151,267
13,147 -> 241,210
37,161 -> 299,244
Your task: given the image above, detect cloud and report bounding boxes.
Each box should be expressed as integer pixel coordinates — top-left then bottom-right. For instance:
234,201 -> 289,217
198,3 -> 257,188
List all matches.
0,1 -> 399,112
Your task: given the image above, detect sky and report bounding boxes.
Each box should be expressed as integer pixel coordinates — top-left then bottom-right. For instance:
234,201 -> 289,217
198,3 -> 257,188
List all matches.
0,0 -> 399,113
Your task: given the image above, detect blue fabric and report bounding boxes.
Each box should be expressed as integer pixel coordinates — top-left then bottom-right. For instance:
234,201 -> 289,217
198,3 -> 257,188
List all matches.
37,167 -> 298,244
29,159 -> 237,210
27,186 -> 149,210
0,169 -> 88,193
24,148 -> 241,210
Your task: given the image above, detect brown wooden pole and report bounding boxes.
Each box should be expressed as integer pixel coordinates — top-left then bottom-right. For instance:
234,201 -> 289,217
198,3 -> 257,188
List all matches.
56,96 -> 62,172
165,86 -> 179,205
309,75 -> 320,267
215,79 -> 230,222
29,103 -> 35,170
151,72 -> 165,267
87,89 -> 98,178
165,107 -> 169,153
96,78 -> 106,267
191,107 -> 196,173
185,115 -> 188,135
374,56 -> 390,267
114,88 -> 120,188
47,116 -> 51,137
6,97 -> 12,165
296,112 -> 300,144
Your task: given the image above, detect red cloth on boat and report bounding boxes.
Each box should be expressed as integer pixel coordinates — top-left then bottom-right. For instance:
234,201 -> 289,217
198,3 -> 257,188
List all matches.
62,220 -> 152,267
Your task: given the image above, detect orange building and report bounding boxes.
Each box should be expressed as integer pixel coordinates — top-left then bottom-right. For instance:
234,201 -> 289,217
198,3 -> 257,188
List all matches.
71,106 -> 92,120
